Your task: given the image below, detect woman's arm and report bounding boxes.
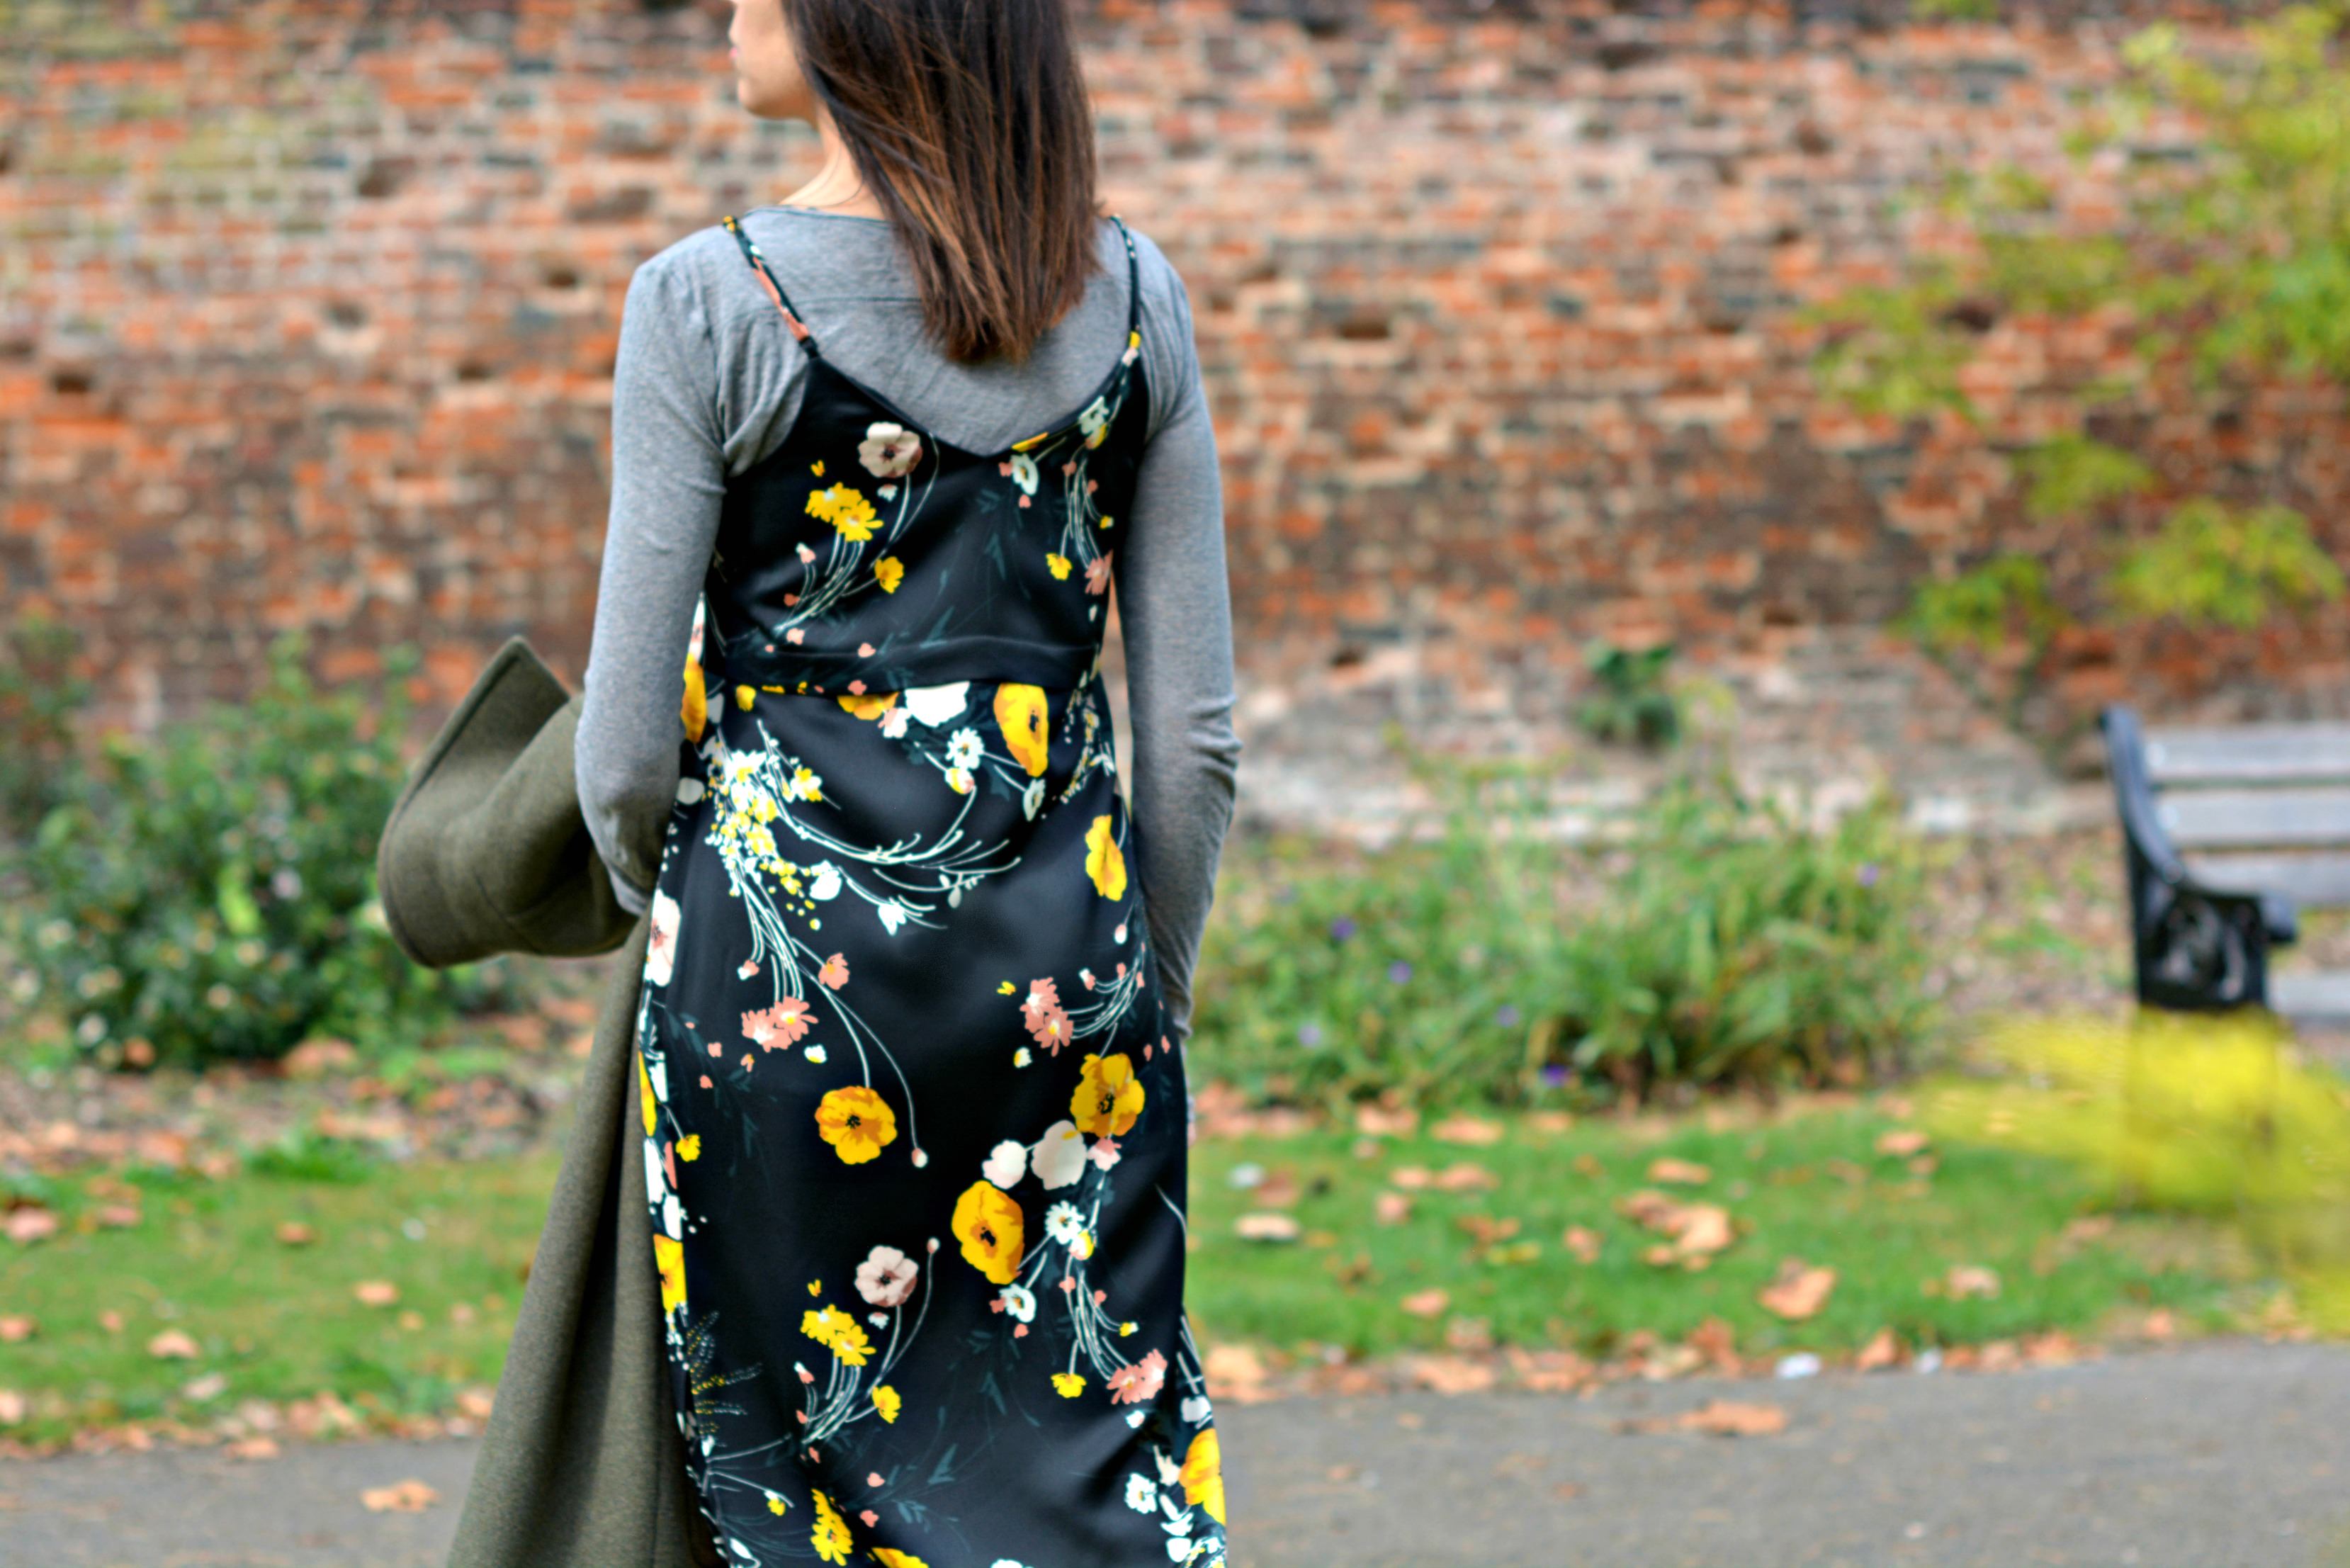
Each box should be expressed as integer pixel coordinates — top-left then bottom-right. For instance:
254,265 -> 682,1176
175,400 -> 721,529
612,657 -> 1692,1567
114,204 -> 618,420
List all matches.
1119,260 -> 1243,1048
576,255 -> 730,914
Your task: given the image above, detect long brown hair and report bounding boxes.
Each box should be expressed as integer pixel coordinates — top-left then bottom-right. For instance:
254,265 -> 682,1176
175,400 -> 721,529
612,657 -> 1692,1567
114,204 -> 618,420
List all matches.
781,0 -> 1105,366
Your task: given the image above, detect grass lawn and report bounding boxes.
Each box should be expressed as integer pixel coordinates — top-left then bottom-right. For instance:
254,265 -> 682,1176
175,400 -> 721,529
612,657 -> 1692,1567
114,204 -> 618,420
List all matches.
0,1088 -> 2256,1448
1184,1091 -> 2249,1363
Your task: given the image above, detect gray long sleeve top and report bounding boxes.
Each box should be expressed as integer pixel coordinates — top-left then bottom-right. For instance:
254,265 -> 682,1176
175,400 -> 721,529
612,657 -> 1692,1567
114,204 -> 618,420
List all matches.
575,205 -> 1241,1042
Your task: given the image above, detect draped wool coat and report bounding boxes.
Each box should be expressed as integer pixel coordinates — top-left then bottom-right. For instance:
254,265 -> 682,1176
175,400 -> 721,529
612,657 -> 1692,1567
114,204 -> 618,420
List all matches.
375,637 -> 719,1568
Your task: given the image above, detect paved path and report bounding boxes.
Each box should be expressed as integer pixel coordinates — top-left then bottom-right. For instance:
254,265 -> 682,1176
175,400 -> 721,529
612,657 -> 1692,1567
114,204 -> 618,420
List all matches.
4,1341 -> 2348,1567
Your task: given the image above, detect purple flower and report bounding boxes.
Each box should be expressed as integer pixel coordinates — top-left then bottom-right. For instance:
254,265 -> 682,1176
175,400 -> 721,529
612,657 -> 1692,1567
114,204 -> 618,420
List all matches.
1330,916 -> 1357,942
1540,1064 -> 1569,1088
1856,862 -> 1880,888
1297,1022 -> 1323,1048
1387,959 -> 1412,984
1495,1003 -> 1520,1027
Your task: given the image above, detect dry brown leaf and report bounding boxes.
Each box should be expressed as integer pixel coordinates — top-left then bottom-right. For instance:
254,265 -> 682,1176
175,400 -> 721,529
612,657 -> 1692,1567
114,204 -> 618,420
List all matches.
1503,1346 -> 1592,1392
1646,1158 -> 1711,1186
1944,1264 -> 2001,1301
1525,1110 -> 1575,1135
360,1480 -> 440,1513
1685,1316 -> 1742,1375
1399,1288 -> 1450,1319
1388,1165 -> 1433,1191
1875,1128 -> 1931,1158
1758,1260 -> 1836,1321
1202,1343 -> 1270,1403
3,1209 -> 57,1246
0,1316 -> 33,1344
1404,1353 -> 1496,1394
1373,1192 -> 1413,1226
1233,1212 -> 1301,1243
1430,1163 -> 1499,1192
353,1280 -> 400,1308
226,1436 -> 281,1460
146,1329 -> 200,1360
1561,1226 -> 1601,1264
0,1389 -> 25,1426
181,1372 -> 229,1402
1355,1105 -> 1419,1137
457,1387 -> 496,1421
275,1223 -> 317,1247
1431,1114 -> 1505,1146
1680,1399 -> 1787,1437
93,1205 -> 141,1230
1251,1171 -> 1301,1209
1854,1327 -> 1904,1372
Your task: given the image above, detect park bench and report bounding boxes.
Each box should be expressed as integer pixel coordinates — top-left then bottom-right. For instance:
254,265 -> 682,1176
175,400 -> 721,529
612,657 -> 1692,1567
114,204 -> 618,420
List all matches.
2101,706 -> 2350,1024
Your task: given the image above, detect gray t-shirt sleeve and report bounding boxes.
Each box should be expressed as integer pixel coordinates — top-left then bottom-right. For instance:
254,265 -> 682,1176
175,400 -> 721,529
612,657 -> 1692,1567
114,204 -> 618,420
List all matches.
575,215 -> 1242,1044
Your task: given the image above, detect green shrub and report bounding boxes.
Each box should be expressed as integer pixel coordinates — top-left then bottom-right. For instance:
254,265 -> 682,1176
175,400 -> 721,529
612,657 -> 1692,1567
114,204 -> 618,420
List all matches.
1187,765 -> 1933,1110
4,636 -> 501,1067
0,614 -> 91,842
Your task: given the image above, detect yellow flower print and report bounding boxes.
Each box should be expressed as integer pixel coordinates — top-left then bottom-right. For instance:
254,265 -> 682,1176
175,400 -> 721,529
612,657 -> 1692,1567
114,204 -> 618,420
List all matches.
871,1552 -> 929,1568
838,690 -> 899,721
871,1383 -> 901,1423
809,1486 -> 854,1564
814,1085 -> 898,1165
874,555 -> 905,593
1051,1371 -> 1085,1398
1046,552 -> 1072,580
636,1051 -> 657,1137
1072,1051 -> 1144,1137
951,1180 -> 1026,1285
736,684 -> 756,711
676,1134 -> 701,1162
1084,814 -> 1127,899
653,1232 -> 686,1316
681,658 -> 706,741
811,459 -> 825,476
1180,1427 -> 1226,1525
801,1303 -> 874,1366
806,482 -> 879,541
765,1491 -> 789,1516
993,683 -> 1051,777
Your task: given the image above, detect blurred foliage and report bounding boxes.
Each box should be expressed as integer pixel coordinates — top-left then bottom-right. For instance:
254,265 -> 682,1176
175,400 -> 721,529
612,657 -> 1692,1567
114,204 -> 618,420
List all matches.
0,613 -> 92,843
1813,2 -> 2350,724
1574,641 -> 1682,750
1189,755 -> 1933,1112
2,633 -> 503,1068
1928,1012 -> 2350,1330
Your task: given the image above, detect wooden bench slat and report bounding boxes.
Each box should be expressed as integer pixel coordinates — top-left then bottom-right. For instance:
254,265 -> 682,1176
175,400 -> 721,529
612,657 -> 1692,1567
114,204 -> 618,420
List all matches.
2184,852 -> 2350,908
2271,971 -> 2350,1025
2158,786 -> 2350,849
2145,723 -> 2350,784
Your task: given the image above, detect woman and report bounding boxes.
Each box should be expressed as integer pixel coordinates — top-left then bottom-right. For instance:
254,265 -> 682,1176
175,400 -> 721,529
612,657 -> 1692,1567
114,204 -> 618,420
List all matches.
572,2 -> 1244,1564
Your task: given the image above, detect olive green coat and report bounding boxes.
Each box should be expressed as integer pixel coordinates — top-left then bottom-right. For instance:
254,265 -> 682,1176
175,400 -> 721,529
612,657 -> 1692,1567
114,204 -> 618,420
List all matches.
377,638 -> 718,1568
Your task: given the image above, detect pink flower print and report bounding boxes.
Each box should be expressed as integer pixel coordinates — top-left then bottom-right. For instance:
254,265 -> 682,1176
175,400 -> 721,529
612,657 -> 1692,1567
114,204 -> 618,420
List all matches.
1085,553 -> 1113,595
787,628 -> 806,644
742,997 -> 815,1051
738,959 -> 760,981
818,952 -> 850,989
1023,976 -> 1062,1018
858,421 -> 923,478
855,1244 -> 920,1308
1026,1004 -> 1073,1055
1108,1349 -> 1168,1406
1088,1136 -> 1122,1173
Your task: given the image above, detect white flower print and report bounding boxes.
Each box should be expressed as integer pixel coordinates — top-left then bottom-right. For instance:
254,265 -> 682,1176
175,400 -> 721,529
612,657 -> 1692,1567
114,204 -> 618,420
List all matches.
645,890 -> 682,986
810,863 -> 843,900
1124,1473 -> 1158,1513
858,420 -> 924,478
879,705 -> 910,739
904,682 -> 971,727
876,901 -> 908,935
1155,1449 -> 1182,1486
982,1139 -> 1028,1190
947,727 -> 984,769
1165,1536 -> 1194,1562
1022,778 -> 1044,820
1031,1119 -> 1086,1190
1008,452 -> 1039,495
1180,1395 -> 1211,1425
1000,1283 -> 1036,1323
1078,395 -> 1111,449
855,1243 -> 920,1307
1044,1202 -> 1085,1246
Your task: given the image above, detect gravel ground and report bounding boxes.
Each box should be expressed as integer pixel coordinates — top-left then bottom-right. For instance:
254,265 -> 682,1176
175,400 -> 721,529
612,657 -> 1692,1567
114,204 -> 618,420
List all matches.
4,1339 -> 2346,1568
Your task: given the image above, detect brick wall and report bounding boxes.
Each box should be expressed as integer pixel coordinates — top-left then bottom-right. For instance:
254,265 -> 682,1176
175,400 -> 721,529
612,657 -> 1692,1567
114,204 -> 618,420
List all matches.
5,1 -> 2344,829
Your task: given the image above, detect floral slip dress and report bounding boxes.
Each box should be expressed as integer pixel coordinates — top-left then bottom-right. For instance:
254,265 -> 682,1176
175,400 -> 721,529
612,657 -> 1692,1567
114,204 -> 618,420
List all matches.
629,210 -> 1228,1568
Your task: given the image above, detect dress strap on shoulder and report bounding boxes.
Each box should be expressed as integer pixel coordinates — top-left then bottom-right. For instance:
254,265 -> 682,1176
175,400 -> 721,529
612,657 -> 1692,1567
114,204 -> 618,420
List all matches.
720,213 -> 821,356
1108,212 -> 1142,351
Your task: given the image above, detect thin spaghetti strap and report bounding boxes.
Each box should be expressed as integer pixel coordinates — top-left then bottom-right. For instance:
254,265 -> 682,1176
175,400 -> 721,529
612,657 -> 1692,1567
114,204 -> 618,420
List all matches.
720,213 -> 821,356
1110,213 -> 1142,350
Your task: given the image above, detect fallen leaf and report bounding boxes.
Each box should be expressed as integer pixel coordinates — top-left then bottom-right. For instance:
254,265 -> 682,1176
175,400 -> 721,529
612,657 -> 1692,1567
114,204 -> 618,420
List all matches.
1571,1153 -> 1604,1178
354,1280 -> 400,1308
2140,1307 -> 2178,1341
1430,1162 -> 1498,1192
1373,1192 -> 1413,1226
93,1205 -> 141,1229
1875,1128 -> 1930,1158
1388,1165 -> 1433,1190
1399,1288 -> 1450,1319
3,1209 -> 57,1246
1503,1346 -> 1592,1392
0,1389 -> 23,1426
1525,1110 -> 1574,1135
0,1316 -> 33,1343
1553,1481 -> 1585,1500
1618,1190 -> 1734,1264
1233,1212 -> 1301,1243
1944,1264 -> 2001,1301
1646,1158 -> 1711,1185
1685,1316 -> 1742,1375
1250,1171 -> 1301,1209
1561,1226 -> 1601,1264
1355,1105 -> 1418,1137
181,1372 -> 229,1402
226,1436 -> 280,1460
1679,1399 -> 1787,1437
457,1387 -> 496,1421
98,1310 -> 124,1334
1454,1214 -> 1520,1246
1202,1343 -> 1269,1403
1403,1353 -> 1496,1394
1431,1114 -> 1504,1146
147,1329 -> 200,1360
1854,1327 -> 1904,1372
276,1222 -> 317,1246
360,1480 -> 440,1513
1758,1260 -> 1836,1321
